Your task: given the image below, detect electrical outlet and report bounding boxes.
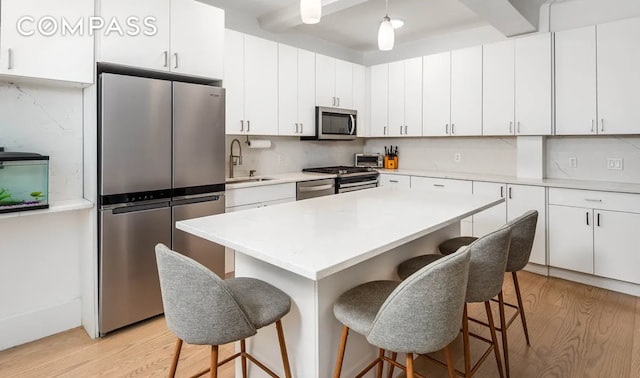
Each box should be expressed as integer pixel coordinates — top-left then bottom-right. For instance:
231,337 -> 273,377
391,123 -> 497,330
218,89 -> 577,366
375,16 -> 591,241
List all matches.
569,157 -> 577,168
277,154 -> 284,165
454,153 -> 461,163
607,158 -> 623,171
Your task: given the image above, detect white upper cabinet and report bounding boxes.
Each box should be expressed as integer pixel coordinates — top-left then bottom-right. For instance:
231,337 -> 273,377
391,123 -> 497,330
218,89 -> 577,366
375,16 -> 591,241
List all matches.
316,54 -> 353,108
0,0 -> 94,84
423,47 -> 481,136
450,46 -> 482,136
98,0 -> 224,79
597,17 -> 640,135
369,63 -> 389,137
483,40 -> 515,136
224,30 -> 278,135
388,61 -> 405,136
422,52 -> 451,136
514,33 -> 552,135
555,26 -> 598,135
352,64 -> 366,137
278,44 -> 315,136
388,58 -> 422,137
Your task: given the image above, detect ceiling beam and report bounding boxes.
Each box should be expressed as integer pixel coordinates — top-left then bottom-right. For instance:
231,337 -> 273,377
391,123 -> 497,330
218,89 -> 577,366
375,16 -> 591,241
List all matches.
258,0 -> 370,32
459,0 -> 548,36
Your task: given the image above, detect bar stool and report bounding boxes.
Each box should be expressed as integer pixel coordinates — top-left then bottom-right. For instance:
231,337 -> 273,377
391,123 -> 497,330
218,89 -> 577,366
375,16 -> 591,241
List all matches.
396,226 -> 512,378
155,243 -> 293,378
333,248 -> 472,378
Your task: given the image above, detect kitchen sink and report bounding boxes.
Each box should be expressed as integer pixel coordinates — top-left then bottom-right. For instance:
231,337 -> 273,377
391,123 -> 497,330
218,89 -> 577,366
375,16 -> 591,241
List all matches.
226,177 -> 275,184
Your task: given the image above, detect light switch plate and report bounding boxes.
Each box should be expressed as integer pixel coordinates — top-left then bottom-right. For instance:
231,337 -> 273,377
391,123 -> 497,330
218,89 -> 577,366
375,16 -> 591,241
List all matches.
607,158 -> 623,170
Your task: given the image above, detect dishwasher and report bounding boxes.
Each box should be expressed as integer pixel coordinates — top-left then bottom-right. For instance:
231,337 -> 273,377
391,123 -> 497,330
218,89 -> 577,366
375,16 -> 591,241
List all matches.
296,178 -> 336,200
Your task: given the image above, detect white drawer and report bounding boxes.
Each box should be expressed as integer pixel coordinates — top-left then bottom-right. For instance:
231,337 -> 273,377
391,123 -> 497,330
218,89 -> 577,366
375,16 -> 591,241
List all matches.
548,188 -> 640,213
379,174 -> 411,188
226,183 -> 296,208
410,176 -> 472,194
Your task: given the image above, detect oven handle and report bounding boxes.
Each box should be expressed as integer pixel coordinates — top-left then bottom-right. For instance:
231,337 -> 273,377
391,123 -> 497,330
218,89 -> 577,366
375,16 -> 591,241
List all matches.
299,184 -> 334,192
340,179 -> 379,189
339,183 -> 378,193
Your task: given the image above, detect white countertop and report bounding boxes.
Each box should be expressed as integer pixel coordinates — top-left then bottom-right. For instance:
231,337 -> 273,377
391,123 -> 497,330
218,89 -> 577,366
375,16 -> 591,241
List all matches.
225,172 -> 336,189
378,169 -> 640,195
0,199 -> 94,220
177,186 -> 503,280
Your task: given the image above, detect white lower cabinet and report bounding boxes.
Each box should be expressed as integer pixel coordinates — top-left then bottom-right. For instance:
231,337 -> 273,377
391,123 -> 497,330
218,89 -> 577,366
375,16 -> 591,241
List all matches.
411,176 -> 473,235
548,188 -> 640,284
378,173 -> 410,188
472,182 -> 547,265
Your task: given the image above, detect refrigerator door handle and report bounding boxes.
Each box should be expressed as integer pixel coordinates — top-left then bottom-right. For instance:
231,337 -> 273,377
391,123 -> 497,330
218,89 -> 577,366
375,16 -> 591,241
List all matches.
172,194 -> 224,205
111,201 -> 170,214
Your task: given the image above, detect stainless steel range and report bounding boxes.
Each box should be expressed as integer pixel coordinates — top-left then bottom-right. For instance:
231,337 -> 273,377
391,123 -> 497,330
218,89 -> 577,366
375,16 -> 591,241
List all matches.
302,166 -> 379,193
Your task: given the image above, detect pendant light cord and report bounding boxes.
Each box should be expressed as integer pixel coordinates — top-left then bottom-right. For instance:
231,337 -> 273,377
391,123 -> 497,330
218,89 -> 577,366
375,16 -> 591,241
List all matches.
385,0 -> 389,17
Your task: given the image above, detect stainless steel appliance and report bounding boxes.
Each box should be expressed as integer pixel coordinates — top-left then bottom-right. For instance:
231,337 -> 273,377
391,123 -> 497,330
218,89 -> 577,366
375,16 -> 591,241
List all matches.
302,166 -> 379,193
98,72 -> 226,335
355,153 -> 383,168
296,178 -> 336,200
302,107 -> 357,140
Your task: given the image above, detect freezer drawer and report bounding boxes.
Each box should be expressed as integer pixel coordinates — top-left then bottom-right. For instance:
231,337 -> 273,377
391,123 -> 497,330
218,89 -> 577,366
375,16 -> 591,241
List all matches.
99,203 -> 171,335
173,196 -> 226,277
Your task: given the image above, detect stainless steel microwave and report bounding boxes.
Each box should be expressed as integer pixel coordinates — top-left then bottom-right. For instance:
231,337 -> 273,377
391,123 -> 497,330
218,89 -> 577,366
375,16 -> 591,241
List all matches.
302,106 -> 357,140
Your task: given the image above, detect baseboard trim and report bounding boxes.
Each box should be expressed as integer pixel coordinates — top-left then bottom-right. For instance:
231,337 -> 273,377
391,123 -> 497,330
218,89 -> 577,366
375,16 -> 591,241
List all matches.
0,299 -> 82,351
523,262 -> 549,276
549,267 -> 640,297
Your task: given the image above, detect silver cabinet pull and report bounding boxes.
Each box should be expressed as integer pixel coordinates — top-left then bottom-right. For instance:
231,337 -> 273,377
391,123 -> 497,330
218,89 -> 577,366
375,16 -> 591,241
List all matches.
383,126 -> 387,135
517,121 -> 521,134
500,186 -> 504,198
445,124 -> 449,135
597,212 -> 601,227
173,53 -> 179,69
591,119 -> 595,133
389,180 -> 399,183
584,198 -> 602,203
404,125 -> 408,135
508,187 -> 513,199
586,211 -> 590,226
295,123 -> 299,133
400,126 -> 403,135
247,120 -> 251,132
509,121 -> 513,134
337,97 -> 340,107
451,123 -> 455,135
240,120 -> 244,132
300,123 -> 303,134
332,97 -> 336,106
433,184 -> 445,188
7,48 -> 13,70
163,51 -> 169,67
600,118 -> 604,132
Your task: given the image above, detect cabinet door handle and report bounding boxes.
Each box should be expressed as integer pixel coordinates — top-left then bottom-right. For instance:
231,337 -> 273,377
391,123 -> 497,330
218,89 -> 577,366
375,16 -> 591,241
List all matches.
332,97 -> 336,106
451,123 -> 455,135
295,123 -> 299,133
600,118 -> 604,132
445,124 -> 449,135
597,212 -> 601,227
586,212 -> 590,226
247,120 -> 250,132
508,187 -> 513,199
400,126 -> 403,135
500,186 -> 504,198
337,97 -> 340,107
404,125 -> 408,134
389,180 -> 399,183
383,126 -> 387,135
163,51 -> 169,67
173,53 -> 179,69
433,184 -> 445,188
240,120 -> 244,132
517,121 -> 521,134
7,48 -> 13,70
509,121 -> 513,134
585,198 -> 602,203
591,119 -> 595,133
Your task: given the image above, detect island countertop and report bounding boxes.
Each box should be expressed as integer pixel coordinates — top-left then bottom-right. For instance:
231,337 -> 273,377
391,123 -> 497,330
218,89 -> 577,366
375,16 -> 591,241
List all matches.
177,186 -> 503,280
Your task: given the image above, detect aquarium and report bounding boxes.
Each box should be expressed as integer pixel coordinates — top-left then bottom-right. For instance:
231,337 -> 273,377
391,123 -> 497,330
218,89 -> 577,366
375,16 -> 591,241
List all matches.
0,152 -> 49,213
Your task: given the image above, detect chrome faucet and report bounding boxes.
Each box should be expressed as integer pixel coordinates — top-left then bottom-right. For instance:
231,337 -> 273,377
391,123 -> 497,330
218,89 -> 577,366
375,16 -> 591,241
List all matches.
229,138 -> 242,178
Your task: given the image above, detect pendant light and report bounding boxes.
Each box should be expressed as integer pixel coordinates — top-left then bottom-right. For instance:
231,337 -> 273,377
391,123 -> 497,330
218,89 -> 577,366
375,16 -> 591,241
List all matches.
378,0 -> 394,51
300,0 -> 322,24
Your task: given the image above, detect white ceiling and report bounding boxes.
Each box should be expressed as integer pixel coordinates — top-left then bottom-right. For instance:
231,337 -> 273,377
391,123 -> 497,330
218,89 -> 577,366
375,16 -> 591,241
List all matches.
203,0 -> 489,52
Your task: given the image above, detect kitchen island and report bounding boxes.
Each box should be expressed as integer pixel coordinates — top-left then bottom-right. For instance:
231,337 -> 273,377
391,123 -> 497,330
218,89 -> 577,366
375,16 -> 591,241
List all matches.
177,186 -> 503,377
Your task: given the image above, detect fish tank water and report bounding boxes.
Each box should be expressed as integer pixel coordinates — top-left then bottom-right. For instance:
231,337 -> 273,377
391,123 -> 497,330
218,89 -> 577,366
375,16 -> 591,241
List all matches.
0,152 -> 49,213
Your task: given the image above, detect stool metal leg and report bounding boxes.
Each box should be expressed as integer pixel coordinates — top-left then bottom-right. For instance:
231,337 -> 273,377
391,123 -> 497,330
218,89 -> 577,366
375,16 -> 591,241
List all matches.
210,345 -> 218,378
485,301 -> 505,378
406,353 -> 414,378
240,339 -> 248,378
387,352 -> 397,378
275,320 -> 292,378
512,272 -> 531,345
169,338 -> 183,378
498,291 -> 510,378
334,326 -> 350,378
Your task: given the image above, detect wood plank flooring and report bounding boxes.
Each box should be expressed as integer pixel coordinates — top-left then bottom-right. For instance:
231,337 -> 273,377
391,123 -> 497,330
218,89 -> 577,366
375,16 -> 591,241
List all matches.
1,271 -> 639,377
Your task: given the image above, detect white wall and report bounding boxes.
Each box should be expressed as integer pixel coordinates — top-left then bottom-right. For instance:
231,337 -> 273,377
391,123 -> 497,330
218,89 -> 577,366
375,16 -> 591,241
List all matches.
225,135 -> 365,177
547,136 -> 640,183
0,81 -> 88,351
365,137 -> 517,176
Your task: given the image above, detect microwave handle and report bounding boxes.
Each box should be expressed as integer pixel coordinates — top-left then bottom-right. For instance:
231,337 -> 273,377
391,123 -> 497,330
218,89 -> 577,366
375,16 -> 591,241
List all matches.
349,115 -> 356,135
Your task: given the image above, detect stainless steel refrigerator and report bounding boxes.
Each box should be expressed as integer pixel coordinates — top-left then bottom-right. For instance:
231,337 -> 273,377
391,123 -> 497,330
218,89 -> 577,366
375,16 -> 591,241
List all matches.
98,73 -> 226,335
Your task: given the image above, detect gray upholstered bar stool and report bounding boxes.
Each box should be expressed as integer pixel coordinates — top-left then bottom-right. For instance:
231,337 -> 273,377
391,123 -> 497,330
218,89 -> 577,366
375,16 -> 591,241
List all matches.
332,248 -> 472,378
155,243 -> 292,378
396,226 -> 512,378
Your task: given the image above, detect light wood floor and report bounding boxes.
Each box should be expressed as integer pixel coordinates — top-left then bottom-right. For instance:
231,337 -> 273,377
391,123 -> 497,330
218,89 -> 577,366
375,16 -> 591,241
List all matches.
1,271 -> 639,377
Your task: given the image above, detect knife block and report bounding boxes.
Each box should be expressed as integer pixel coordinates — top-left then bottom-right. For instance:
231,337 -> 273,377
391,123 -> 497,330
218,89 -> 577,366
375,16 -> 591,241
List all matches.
384,155 -> 398,169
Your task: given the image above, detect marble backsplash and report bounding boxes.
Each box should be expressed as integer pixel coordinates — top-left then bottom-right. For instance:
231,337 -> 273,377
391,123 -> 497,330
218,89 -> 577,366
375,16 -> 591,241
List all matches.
0,81 -> 83,201
225,135 -> 365,177
364,137 -> 518,176
546,136 -> 640,184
